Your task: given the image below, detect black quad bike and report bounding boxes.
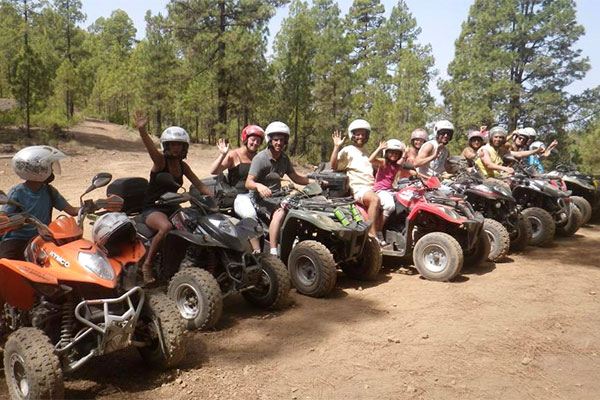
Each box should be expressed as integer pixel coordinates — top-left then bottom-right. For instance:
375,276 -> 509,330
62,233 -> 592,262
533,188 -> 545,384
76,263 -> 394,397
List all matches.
507,163 -> 582,246
255,180 -> 381,298
444,160 -> 532,259
107,174 -> 291,330
547,163 -> 599,224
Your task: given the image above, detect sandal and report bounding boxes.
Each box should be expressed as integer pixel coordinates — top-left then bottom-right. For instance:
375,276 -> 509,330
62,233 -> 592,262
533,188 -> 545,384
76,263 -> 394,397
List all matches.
142,263 -> 156,286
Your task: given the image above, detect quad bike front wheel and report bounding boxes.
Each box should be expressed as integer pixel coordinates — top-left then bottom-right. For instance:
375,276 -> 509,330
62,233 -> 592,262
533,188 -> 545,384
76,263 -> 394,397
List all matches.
570,196 -> 592,226
137,292 -> 186,370
556,205 -> 583,237
168,267 -> 223,330
509,213 -> 532,252
483,218 -> 510,262
288,240 -> 337,298
413,232 -> 463,281
341,236 -> 382,280
522,207 -> 555,247
242,254 -> 291,309
4,327 -> 64,400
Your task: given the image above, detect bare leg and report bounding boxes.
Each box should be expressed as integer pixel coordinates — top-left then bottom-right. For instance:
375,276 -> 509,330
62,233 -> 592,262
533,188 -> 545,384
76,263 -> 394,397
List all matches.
269,208 -> 286,255
360,191 -> 381,237
142,211 -> 173,283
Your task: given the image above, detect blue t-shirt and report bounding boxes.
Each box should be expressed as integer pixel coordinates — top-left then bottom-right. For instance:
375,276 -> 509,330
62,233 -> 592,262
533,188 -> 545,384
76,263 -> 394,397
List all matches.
1,183 -> 69,241
527,154 -> 544,173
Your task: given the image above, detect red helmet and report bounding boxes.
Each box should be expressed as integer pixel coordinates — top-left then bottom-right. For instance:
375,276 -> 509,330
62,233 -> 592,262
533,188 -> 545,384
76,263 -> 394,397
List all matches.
241,125 -> 265,144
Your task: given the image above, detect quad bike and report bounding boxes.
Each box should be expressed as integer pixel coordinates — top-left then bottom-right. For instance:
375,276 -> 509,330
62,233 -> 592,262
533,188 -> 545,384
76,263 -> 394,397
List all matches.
376,168 -> 488,281
254,180 -> 381,298
443,159 -> 532,259
107,173 -> 290,331
0,173 -> 185,400
508,163 -> 582,245
547,163 -> 599,224
309,164 -> 487,281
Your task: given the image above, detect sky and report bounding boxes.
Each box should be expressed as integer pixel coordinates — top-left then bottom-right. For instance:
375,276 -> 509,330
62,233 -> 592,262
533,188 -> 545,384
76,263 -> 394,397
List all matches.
80,0 -> 600,103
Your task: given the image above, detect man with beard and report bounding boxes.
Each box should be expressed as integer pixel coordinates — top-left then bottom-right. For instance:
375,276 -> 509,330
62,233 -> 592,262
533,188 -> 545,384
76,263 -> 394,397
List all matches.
330,119 -> 382,243
414,120 -> 456,177
246,121 -> 316,256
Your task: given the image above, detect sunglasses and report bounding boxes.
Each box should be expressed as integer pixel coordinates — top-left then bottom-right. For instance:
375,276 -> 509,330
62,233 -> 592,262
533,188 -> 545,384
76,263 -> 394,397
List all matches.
469,137 -> 483,142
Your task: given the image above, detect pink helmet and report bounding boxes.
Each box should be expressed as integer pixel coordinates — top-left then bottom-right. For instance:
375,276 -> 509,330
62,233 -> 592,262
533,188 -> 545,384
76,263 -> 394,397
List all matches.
410,129 -> 428,142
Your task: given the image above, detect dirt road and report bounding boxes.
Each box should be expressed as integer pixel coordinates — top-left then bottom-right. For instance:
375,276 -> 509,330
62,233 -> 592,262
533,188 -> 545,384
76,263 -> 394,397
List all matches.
0,120 -> 599,399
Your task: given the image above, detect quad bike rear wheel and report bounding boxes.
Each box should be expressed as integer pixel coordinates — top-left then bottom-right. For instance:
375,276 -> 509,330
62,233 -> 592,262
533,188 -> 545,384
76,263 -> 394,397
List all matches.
522,207 -> 555,247
483,218 -> 510,262
509,213 -> 532,252
4,327 -> 64,400
288,240 -> 337,298
556,205 -> 583,237
137,291 -> 186,370
570,196 -> 592,226
341,236 -> 382,280
168,267 -> 223,330
413,232 -> 463,281
242,254 -> 291,309
463,231 -> 491,267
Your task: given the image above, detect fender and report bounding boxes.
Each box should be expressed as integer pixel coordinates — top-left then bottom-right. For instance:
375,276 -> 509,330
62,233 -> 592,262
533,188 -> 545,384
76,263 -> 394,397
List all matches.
407,203 -> 466,225
0,259 -> 58,310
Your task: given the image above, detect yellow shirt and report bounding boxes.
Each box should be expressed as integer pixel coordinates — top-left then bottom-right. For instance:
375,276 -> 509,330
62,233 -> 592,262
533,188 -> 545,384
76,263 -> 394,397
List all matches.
475,144 -> 504,178
336,145 -> 375,192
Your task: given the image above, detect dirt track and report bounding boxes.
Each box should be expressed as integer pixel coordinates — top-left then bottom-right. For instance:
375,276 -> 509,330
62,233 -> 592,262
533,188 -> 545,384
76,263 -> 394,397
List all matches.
0,120 -> 599,400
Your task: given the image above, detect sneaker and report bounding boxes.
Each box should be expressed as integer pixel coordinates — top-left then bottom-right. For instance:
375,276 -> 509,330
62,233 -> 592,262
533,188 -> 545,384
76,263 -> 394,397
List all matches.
376,232 -> 387,247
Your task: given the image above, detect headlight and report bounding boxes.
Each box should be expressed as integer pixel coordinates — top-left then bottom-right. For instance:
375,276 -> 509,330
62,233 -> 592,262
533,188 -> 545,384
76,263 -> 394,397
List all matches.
78,251 -> 115,280
437,206 -> 460,220
208,218 -> 238,237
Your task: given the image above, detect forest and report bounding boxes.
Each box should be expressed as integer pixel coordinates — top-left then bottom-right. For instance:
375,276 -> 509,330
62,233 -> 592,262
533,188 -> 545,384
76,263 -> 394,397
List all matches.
0,0 -> 599,170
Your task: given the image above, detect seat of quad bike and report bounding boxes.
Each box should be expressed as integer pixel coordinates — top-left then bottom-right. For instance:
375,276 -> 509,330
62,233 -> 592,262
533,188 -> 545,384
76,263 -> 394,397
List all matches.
133,214 -> 157,238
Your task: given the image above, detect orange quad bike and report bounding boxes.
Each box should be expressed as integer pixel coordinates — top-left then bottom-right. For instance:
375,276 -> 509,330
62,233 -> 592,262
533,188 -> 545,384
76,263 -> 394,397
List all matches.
0,173 -> 186,400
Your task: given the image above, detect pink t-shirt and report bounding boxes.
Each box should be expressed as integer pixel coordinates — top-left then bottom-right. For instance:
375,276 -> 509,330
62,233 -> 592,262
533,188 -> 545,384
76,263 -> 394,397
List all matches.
374,163 -> 400,191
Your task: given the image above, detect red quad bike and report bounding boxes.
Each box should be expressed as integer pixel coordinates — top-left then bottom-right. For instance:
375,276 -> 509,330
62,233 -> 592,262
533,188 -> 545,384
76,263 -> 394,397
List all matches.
374,170 -> 488,281
0,173 -> 186,400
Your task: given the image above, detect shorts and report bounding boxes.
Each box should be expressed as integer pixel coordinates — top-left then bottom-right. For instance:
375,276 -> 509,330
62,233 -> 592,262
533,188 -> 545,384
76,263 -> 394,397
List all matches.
234,193 -> 257,220
352,186 -> 374,203
376,190 -> 395,216
0,238 -> 29,261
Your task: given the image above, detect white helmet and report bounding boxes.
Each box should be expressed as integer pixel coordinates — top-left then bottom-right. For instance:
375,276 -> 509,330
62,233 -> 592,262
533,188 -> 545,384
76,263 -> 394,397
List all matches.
347,119 -> 371,142
92,212 -> 137,256
522,127 -> 537,139
529,141 -> 546,152
12,145 -> 67,182
265,121 -> 290,144
384,139 -> 405,156
410,129 -> 428,141
433,120 -> 454,137
160,126 -> 190,158
489,126 -> 508,138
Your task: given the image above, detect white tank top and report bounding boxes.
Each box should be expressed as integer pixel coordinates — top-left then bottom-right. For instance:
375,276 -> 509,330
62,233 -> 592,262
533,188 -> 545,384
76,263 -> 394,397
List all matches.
417,139 -> 448,177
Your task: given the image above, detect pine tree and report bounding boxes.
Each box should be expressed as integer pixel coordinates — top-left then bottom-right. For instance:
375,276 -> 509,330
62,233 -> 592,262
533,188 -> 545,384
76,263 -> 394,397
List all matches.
441,0 -> 592,136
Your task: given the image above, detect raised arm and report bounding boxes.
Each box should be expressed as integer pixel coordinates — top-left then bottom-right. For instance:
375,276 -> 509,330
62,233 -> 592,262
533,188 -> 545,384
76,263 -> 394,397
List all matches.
369,141 -> 386,167
209,138 -> 234,175
330,130 -> 346,170
134,111 -> 163,169
512,147 -> 542,159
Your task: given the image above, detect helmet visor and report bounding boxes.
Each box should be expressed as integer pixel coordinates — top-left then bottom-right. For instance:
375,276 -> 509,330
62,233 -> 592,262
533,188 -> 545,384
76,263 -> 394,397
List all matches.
52,161 -> 62,176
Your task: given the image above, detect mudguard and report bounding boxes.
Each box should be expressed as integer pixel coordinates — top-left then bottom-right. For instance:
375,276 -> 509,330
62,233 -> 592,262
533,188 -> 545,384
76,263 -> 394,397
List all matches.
407,203 -> 466,225
0,259 -> 58,310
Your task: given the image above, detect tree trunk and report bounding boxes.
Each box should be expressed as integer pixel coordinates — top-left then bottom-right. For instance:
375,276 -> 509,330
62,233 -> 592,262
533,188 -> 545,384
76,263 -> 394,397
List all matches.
216,1 -> 227,135
156,109 -> 162,133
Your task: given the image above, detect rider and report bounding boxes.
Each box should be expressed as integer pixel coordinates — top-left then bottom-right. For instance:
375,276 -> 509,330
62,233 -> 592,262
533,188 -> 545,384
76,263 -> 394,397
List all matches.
209,124 -> 265,220
0,146 -> 80,260
245,121 -> 316,256
414,120 -> 456,177
330,119 -> 381,241
528,140 -> 559,173
369,139 -> 409,233
475,126 -> 541,179
406,128 -> 427,164
461,130 -> 485,166
134,111 -> 212,285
